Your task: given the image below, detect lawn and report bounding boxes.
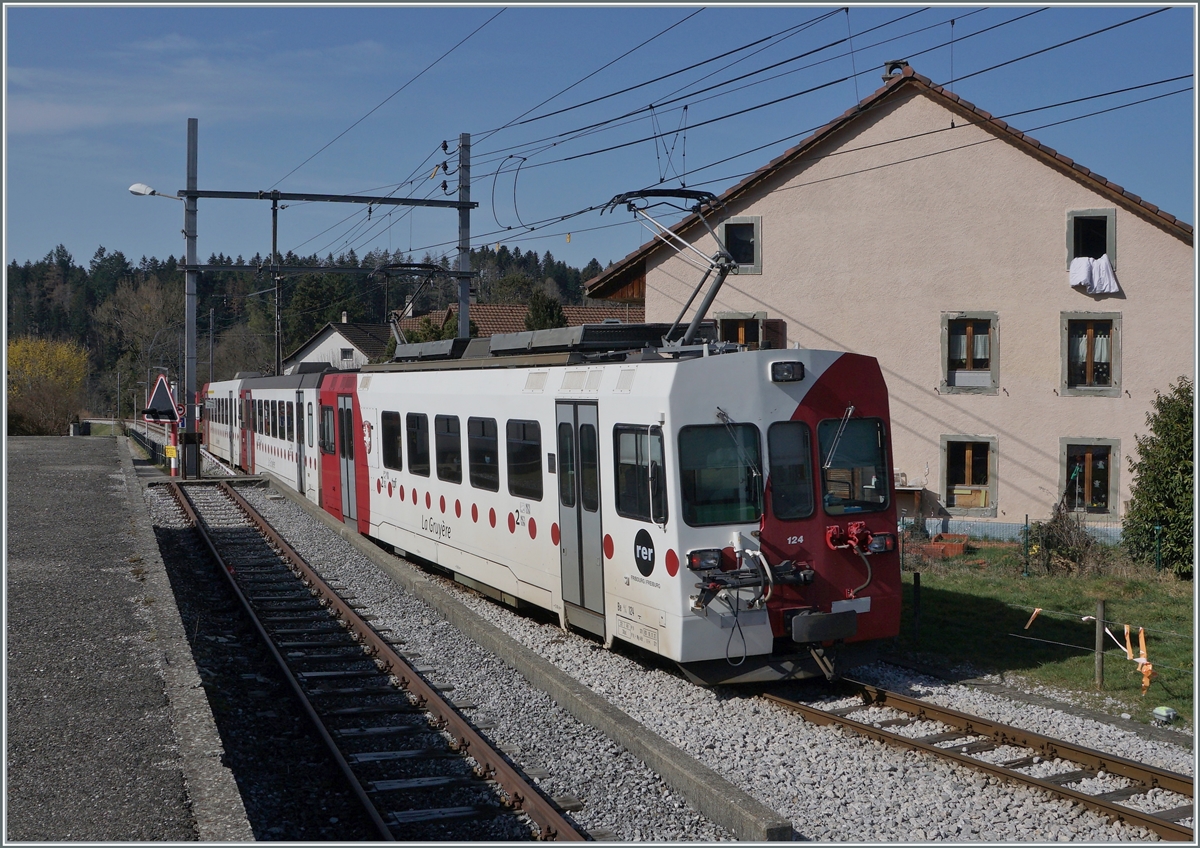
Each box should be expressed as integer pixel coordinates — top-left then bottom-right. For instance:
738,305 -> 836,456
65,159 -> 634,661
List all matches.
889,539 -> 1193,729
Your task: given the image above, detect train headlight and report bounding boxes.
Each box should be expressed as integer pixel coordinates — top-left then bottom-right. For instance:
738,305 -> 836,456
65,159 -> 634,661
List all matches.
770,361 -> 805,382
686,549 -> 723,571
867,533 -> 895,553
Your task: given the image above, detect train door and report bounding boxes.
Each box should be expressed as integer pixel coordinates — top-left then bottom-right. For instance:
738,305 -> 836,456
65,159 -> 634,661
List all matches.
240,389 -> 254,472
556,401 -> 605,638
337,394 -> 357,523
228,390 -> 236,466
294,390 -> 305,494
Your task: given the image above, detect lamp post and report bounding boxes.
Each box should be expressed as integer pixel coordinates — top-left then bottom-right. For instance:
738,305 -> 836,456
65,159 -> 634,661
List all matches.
129,118 -> 199,478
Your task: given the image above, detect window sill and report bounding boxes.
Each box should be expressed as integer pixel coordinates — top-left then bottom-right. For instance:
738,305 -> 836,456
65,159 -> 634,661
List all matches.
944,505 -> 998,518
940,382 -> 998,396
1061,385 -> 1120,398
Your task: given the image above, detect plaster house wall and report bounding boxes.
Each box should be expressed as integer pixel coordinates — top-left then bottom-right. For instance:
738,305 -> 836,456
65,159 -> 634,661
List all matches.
291,331 -> 369,371
642,85 -> 1193,527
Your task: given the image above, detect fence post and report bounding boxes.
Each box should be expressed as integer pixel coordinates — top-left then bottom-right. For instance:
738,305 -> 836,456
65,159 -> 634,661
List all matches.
1094,599 -> 1105,690
912,571 -> 921,642
1154,524 -> 1163,572
1022,514 -> 1030,578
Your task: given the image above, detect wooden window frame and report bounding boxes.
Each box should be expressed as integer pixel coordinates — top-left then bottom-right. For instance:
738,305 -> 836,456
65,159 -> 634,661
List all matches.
940,311 -> 999,395
940,434 -> 998,517
1059,438 -> 1120,518
1060,311 -> 1121,398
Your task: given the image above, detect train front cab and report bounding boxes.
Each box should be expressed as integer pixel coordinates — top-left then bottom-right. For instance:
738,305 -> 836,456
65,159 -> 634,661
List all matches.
318,371 -> 370,534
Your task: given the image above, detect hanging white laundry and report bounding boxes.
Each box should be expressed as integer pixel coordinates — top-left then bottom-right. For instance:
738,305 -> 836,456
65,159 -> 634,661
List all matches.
1090,254 -> 1120,295
1069,256 -> 1094,290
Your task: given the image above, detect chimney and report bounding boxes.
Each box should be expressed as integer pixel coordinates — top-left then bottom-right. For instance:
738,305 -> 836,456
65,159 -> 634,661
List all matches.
882,59 -> 909,81
341,311 -> 348,323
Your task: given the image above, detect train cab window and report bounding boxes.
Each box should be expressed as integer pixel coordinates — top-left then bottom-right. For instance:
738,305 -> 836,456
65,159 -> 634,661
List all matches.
506,420 -> 543,501
407,413 -> 430,477
768,421 -> 815,520
678,424 -> 759,526
287,402 -> 294,443
467,417 -> 499,492
307,403 -> 314,448
817,417 -> 889,515
435,415 -> 462,483
320,405 -> 335,454
381,411 -> 403,471
615,425 -> 668,524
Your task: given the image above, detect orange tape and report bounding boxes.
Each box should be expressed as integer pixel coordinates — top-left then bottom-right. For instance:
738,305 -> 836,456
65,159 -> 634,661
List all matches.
1024,608 -> 1042,630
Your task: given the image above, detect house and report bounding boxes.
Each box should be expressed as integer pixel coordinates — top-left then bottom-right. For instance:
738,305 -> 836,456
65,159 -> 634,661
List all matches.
393,301 -> 644,340
283,316 -> 392,373
585,64 -> 1194,532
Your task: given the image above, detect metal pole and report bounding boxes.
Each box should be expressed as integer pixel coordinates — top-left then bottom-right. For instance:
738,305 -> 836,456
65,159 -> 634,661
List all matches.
116,371 -> 120,431
1022,514 -> 1030,577
272,194 -> 281,375
1094,599 -> 1105,690
184,118 -> 199,479
457,132 -> 471,339
912,572 -> 921,642
1154,524 -> 1163,572
209,308 -> 215,385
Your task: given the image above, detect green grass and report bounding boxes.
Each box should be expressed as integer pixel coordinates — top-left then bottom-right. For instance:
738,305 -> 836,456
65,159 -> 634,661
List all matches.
891,541 -> 1193,728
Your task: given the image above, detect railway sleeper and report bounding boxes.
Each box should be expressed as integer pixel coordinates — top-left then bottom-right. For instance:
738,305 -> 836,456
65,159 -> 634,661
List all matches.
1152,804 -> 1193,823
387,804 -> 503,825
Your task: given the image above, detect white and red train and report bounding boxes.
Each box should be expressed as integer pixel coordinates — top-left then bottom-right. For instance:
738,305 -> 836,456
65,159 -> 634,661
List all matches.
202,323 -> 900,684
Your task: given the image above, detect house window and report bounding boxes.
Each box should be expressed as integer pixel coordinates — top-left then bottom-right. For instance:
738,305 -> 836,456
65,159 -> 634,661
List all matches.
340,348 -> 354,362
1061,312 -> 1120,397
715,311 -> 786,351
941,436 -> 997,516
718,216 -> 761,275
1060,439 -> 1119,516
1066,208 -> 1116,267
941,312 -> 998,394
381,411 -> 403,471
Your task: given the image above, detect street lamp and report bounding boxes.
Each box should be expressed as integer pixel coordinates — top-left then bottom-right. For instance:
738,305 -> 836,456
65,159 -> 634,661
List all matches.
129,117 -> 199,478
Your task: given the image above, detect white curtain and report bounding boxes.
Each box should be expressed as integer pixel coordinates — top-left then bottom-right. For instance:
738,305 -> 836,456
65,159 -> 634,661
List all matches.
948,332 -> 967,362
1092,329 -> 1111,364
972,329 -> 989,362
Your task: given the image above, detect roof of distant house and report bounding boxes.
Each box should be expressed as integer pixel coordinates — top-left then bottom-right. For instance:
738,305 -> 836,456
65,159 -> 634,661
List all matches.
284,321 -> 393,364
393,302 -> 644,338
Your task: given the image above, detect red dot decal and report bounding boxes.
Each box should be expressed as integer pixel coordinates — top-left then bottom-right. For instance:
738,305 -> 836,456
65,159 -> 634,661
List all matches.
439,495 -> 446,514
603,534 -> 614,559
412,488 -> 418,505
455,499 -> 462,518
425,492 -> 432,509
471,503 -> 479,523
665,549 -> 679,577
489,508 -> 496,528
528,517 -> 537,540
399,486 -> 405,501
508,512 -> 516,534
376,479 -> 382,494
551,523 -> 560,546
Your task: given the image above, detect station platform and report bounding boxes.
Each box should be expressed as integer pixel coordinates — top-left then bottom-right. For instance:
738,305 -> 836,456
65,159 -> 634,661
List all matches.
5,435 -> 251,841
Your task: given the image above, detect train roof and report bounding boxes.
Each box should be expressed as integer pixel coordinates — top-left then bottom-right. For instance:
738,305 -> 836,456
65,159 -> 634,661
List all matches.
365,322 -> 726,374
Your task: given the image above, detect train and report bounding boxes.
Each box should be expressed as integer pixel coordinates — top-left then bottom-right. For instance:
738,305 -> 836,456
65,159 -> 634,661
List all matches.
201,321 -> 901,684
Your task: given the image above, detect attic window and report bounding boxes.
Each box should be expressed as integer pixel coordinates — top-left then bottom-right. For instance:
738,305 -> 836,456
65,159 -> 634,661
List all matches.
718,216 -> 762,275
340,348 -> 354,361
1066,208 -> 1116,268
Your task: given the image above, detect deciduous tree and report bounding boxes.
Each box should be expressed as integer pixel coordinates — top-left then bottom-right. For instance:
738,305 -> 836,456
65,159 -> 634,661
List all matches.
7,337 -> 88,435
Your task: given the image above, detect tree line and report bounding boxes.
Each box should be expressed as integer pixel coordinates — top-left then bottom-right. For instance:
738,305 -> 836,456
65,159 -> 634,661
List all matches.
6,243 -> 608,424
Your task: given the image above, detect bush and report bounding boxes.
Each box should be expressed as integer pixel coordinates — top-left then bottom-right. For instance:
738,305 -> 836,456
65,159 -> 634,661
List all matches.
1123,377 -> 1193,578
7,337 -> 88,435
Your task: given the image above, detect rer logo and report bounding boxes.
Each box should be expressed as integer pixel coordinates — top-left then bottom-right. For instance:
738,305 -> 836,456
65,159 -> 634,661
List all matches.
634,528 -> 655,577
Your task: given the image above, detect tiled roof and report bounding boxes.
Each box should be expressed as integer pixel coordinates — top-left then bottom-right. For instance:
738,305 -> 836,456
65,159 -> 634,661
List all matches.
393,302 -> 645,338
284,321 -> 393,364
586,66 -> 1193,300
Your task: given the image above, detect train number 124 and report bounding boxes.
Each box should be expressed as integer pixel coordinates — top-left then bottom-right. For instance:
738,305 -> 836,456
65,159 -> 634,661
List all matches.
787,535 -> 804,546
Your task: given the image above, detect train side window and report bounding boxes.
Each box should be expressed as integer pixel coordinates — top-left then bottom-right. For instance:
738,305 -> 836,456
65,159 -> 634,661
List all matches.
817,417 -> 889,515
506,420 -> 543,500
467,417 -> 499,491
287,402 -> 294,443
579,423 -> 599,512
678,423 -> 760,526
307,403 -> 314,448
320,405 -> 335,453
767,421 -> 814,520
381,411 -> 403,471
557,422 -> 576,507
435,415 -> 462,483
256,400 -> 262,434
407,413 -> 430,476
614,425 -> 667,524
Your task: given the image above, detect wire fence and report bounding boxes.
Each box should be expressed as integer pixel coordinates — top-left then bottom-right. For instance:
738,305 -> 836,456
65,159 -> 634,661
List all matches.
900,515 -> 1122,545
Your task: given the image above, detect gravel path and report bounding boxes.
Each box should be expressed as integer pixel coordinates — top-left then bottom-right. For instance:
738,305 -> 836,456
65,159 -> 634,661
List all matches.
241,485 -> 1192,842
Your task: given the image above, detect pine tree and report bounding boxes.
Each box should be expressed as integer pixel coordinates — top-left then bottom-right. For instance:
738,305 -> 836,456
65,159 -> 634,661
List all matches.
1123,377 -> 1193,577
525,288 -> 567,330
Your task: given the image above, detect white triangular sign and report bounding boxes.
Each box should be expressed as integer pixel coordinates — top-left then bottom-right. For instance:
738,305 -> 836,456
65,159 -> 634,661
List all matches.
143,375 -> 179,423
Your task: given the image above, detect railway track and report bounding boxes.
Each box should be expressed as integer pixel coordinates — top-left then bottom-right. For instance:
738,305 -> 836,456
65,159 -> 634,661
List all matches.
766,682 -> 1193,841
165,480 -> 586,842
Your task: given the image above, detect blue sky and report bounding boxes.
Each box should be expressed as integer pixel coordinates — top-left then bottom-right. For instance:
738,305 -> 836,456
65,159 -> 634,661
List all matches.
4,4 -> 1195,274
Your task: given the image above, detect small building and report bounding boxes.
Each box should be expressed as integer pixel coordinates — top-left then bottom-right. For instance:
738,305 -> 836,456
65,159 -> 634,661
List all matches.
585,64 -> 1194,533
283,316 -> 392,374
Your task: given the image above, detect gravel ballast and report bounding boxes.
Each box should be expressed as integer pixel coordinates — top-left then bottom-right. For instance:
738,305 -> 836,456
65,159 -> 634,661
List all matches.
241,481 -> 1192,842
